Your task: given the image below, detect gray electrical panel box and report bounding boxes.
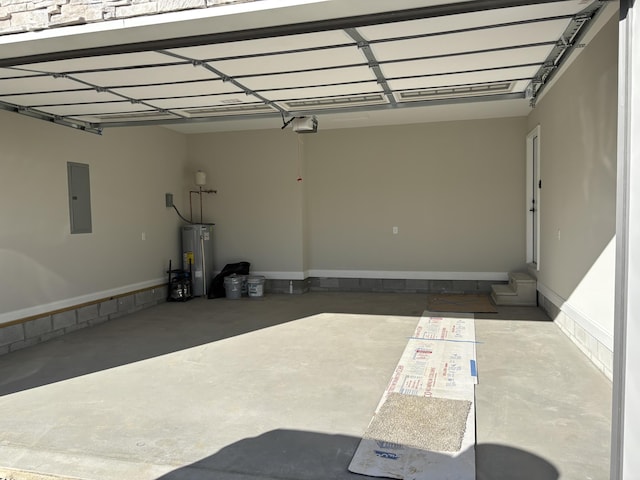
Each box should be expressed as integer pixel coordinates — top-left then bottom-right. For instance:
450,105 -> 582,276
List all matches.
67,162 -> 92,234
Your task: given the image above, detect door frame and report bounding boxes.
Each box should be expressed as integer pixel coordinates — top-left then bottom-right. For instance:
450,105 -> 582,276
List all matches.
526,125 -> 541,270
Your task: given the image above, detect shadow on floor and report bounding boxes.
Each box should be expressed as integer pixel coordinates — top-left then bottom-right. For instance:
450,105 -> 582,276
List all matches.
0,292 -> 548,398
476,443 -> 560,480
0,293 -> 430,397
154,429 -> 558,480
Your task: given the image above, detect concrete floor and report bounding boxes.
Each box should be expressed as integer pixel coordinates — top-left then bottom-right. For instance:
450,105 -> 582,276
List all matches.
0,292 -> 611,480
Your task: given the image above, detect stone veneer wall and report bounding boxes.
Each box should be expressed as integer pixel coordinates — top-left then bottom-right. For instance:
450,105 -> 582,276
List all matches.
0,0 -> 260,35
0,285 -> 166,356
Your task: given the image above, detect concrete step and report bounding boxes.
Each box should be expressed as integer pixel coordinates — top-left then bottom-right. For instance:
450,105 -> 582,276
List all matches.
509,272 -> 536,288
491,284 -> 517,296
491,272 -> 537,306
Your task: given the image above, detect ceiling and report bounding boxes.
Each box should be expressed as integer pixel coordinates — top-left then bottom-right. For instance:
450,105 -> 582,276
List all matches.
0,0 -> 609,134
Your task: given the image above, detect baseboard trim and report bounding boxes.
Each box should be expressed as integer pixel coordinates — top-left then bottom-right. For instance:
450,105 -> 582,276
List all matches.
537,281 -> 613,350
228,270 -> 508,281
0,278 -> 166,327
307,270 -> 508,281
251,271 -> 307,280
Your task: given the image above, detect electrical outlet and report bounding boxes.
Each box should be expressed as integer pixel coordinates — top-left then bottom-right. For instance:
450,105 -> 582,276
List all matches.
165,193 -> 173,208
393,226 -> 399,235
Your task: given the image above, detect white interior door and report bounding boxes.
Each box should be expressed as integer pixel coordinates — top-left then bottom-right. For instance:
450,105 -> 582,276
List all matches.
526,125 -> 541,269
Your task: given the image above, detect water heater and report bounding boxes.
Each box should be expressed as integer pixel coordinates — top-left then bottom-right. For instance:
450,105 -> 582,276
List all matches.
182,224 -> 214,297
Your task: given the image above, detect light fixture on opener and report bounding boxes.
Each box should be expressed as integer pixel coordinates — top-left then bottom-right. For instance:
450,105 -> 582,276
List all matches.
281,114 -> 318,133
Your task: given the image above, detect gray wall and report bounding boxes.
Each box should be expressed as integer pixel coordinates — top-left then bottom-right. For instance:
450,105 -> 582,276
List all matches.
305,119 -> 527,276
0,99 -> 528,326
527,12 -> 618,375
0,110 -> 186,324
187,129 -> 305,278
187,117 -> 528,280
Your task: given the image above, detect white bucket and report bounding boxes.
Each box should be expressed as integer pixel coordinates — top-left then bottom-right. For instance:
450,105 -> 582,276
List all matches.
247,276 -> 265,298
239,275 -> 249,297
224,275 -> 243,300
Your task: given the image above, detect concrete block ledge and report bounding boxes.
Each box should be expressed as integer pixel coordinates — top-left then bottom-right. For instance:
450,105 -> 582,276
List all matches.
261,277 -> 503,295
1,277 -> 500,356
0,284 -> 167,357
538,290 -> 613,381
306,277 -> 503,294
